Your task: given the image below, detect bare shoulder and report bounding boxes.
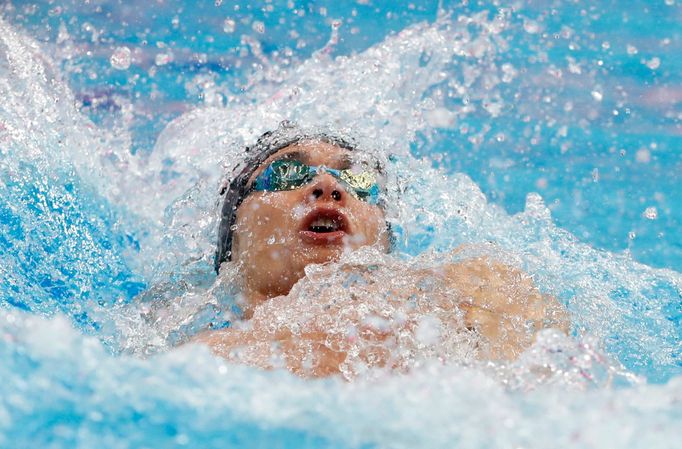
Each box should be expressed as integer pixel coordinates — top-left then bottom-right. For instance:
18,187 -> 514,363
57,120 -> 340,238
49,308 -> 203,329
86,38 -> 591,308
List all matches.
443,256 -> 534,294
442,255 -> 570,332
190,322 -> 347,377
190,327 -> 254,358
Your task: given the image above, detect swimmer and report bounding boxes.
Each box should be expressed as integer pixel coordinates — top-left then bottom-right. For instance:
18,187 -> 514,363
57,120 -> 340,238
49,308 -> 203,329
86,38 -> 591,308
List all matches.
193,122 -> 569,377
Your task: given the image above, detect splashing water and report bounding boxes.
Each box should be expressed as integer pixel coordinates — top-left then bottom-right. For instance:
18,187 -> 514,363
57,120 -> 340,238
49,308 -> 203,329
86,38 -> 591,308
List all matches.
1,1 -> 682,448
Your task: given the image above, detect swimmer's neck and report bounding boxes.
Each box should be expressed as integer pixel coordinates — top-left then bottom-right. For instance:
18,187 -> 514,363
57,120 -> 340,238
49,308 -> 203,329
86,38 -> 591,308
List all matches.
238,271 -> 303,320
238,287 -> 274,320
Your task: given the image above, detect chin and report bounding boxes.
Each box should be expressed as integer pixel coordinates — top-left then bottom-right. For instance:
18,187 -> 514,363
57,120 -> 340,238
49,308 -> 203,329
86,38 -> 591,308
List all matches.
299,245 -> 344,266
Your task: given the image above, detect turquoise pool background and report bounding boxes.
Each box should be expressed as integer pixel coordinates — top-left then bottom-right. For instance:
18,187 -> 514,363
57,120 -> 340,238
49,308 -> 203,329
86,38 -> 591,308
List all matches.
1,2 -> 681,448
3,0 -> 680,272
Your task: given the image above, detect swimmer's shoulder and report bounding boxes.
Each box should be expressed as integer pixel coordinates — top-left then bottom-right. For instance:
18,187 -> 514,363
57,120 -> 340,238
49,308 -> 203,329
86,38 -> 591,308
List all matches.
189,326 -> 247,356
441,253 -> 570,332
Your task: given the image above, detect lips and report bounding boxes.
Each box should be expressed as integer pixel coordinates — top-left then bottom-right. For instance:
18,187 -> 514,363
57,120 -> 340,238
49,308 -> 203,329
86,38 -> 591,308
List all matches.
299,207 -> 350,244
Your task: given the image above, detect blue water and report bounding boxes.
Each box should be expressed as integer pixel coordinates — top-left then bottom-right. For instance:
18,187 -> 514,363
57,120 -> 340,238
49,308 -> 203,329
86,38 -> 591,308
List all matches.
1,1 -> 681,448
5,0 -> 680,271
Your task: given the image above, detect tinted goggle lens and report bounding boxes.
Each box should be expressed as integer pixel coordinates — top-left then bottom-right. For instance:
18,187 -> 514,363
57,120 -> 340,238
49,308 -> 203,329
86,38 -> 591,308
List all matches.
252,159 -> 382,204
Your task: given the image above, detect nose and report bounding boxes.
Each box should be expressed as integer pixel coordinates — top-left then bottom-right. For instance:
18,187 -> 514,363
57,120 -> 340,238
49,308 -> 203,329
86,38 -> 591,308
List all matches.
305,173 -> 346,204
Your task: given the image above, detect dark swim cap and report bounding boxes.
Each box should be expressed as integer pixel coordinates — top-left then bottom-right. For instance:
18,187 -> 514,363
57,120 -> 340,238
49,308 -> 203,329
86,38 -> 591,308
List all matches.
214,121 -> 361,273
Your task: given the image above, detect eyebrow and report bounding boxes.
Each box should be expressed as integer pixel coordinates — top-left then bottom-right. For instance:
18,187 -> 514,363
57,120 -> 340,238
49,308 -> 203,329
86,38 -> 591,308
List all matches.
271,150 -> 309,164
338,154 -> 353,170
271,150 -> 354,170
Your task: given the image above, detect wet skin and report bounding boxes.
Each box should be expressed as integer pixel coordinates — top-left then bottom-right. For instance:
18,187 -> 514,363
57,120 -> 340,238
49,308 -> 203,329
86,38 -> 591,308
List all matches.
195,141 -> 569,377
230,141 -> 391,317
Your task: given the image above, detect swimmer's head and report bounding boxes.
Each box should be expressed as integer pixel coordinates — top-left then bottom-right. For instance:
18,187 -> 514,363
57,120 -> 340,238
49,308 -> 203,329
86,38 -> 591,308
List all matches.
215,122 -> 392,299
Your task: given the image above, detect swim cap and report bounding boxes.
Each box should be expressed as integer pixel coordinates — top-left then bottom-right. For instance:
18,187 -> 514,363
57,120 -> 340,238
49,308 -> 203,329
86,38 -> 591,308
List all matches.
214,121 -> 361,272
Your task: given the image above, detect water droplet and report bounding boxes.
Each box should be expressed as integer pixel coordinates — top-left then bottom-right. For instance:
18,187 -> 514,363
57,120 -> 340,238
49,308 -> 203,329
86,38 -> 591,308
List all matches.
501,63 -> 517,83
415,315 -> 441,345
57,22 -> 70,45
645,57 -> 660,70
591,90 -> 603,102
567,57 -> 582,74
535,177 -> 548,189
110,46 -> 132,70
643,207 -> 658,220
523,18 -> 540,34
252,21 -> 265,34
483,100 -> 502,117
155,52 -> 173,66
223,18 -> 236,33
635,148 -> 651,163
626,44 -> 638,55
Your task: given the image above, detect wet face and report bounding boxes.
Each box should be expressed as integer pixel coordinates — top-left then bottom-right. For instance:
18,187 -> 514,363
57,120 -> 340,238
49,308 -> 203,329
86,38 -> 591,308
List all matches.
231,141 -> 390,306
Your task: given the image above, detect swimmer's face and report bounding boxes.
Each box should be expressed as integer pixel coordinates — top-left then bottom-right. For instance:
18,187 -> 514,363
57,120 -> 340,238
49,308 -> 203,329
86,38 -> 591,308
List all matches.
232,141 -> 390,302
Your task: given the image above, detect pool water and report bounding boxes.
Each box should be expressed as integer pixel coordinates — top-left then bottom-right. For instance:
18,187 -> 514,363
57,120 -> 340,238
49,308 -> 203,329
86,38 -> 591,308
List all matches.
1,1 -> 681,448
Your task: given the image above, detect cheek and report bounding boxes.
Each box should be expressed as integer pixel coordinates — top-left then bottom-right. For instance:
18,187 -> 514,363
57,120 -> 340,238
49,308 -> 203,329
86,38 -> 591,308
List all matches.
350,206 -> 386,244
233,196 -> 297,257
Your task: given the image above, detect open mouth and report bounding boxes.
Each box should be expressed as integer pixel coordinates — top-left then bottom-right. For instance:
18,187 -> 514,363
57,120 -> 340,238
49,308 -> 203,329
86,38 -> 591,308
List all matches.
300,208 -> 349,244
308,216 -> 343,233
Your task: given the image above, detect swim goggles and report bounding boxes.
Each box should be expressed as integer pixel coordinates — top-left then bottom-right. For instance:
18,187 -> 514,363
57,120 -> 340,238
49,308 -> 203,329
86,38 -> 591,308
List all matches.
250,159 -> 382,204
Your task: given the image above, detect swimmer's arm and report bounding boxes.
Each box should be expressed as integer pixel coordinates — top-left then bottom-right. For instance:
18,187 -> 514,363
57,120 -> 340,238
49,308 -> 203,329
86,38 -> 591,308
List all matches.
438,257 -> 570,359
190,326 -> 347,377
306,255 -> 568,360
190,328 -> 261,362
